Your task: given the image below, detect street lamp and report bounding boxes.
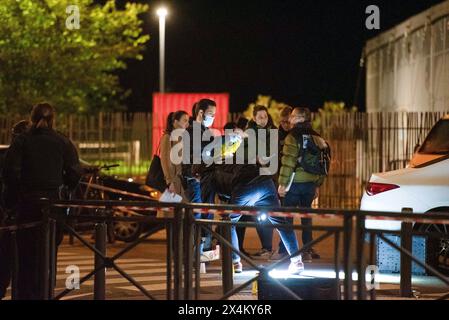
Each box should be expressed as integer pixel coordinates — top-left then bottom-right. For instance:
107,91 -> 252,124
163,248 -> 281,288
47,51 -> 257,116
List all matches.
156,7 -> 168,93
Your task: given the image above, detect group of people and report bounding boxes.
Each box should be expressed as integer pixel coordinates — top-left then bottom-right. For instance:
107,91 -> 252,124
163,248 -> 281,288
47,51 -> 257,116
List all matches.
0,99 -> 329,300
159,99 -> 329,274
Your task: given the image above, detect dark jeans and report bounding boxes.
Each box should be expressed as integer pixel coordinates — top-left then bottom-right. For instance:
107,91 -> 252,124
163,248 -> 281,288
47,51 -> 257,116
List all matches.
14,191 -> 65,300
0,230 -> 11,299
229,179 -> 299,263
282,182 -> 316,250
185,178 -> 213,250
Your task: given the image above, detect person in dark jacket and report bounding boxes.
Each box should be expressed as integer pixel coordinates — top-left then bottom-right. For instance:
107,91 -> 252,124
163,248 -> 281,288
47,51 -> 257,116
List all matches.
241,106 -> 278,259
201,156 -> 304,274
0,120 -> 31,300
182,99 -> 217,253
2,103 -> 82,300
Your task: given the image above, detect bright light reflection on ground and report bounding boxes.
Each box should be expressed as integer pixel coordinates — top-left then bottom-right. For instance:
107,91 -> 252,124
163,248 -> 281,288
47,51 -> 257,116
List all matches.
235,268 -> 442,286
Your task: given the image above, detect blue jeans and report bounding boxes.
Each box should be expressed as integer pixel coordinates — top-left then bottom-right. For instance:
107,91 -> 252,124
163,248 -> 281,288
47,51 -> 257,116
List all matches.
283,182 -> 316,248
185,178 -> 213,250
229,179 -> 299,263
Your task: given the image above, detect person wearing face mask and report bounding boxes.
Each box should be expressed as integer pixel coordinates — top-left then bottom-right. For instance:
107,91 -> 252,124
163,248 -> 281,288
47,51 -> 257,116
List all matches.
182,99 -> 217,254
160,111 -> 190,200
278,107 -> 326,262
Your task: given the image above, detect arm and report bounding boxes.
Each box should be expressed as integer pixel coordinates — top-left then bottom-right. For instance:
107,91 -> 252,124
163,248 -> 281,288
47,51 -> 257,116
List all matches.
160,134 -> 176,185
62,138 -> 82,191
2,135 -> 25,209
278,133 -> 299,187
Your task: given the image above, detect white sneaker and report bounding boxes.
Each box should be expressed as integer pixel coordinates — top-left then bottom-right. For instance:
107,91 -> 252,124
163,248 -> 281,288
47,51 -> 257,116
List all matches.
200,245 -> 220,262
233,261 -> 243,273
288,260 -> 305,275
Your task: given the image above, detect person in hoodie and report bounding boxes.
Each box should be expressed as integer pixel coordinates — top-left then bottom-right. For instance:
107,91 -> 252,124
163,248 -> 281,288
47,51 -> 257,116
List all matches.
199,127 -> 304,274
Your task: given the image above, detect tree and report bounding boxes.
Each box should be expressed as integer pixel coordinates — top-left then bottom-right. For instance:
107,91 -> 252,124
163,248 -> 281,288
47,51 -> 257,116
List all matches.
0,0 -> 149,114
243,95 -> 291,127
312,101 -> 357,131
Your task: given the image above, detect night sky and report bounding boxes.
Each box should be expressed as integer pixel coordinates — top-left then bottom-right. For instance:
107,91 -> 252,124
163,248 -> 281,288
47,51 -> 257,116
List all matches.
116,0 -> 444,112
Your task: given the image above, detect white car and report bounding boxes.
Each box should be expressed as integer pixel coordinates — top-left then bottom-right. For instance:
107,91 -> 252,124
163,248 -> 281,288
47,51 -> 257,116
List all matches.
360,115 -> 449,272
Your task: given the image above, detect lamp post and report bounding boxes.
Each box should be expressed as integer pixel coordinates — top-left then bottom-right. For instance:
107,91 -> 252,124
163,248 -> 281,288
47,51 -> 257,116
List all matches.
156,7 -> 168,93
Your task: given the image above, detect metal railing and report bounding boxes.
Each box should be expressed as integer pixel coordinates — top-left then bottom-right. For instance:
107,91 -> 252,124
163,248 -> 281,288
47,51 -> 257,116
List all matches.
2,199 -> 449,300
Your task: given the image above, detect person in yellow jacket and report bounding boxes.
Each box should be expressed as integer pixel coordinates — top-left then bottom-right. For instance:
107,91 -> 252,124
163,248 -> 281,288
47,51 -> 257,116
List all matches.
278,107 -> 327,262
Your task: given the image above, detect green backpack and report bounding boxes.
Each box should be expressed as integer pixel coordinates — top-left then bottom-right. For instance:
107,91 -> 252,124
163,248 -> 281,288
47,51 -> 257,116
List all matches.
298,134 -> 331,176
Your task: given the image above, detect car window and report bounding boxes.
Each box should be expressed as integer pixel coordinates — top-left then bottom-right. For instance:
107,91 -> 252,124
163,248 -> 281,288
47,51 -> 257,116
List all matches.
419,120 -> 449,155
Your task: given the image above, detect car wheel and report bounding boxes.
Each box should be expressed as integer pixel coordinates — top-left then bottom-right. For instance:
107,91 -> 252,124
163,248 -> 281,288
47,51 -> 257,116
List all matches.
113,210 -> 142,243
416,211 -> 449,276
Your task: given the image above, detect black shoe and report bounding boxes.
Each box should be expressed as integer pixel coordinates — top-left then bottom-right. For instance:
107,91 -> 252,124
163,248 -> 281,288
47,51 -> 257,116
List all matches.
251,248 -> 272,260
308,248 -> 321,259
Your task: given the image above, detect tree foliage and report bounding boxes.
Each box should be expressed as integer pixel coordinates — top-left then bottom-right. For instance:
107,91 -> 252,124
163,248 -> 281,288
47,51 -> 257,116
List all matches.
0,0 -> 149,114
244,96 -> 357,131
244,95 -> 291,127
312,101 -> 357,131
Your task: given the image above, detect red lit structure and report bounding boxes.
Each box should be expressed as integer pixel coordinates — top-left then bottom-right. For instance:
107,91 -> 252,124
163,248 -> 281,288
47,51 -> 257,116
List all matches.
152,93 -> 230,153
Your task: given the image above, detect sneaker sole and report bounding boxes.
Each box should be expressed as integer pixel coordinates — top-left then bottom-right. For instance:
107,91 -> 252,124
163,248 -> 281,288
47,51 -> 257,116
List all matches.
289,269 -> 305,276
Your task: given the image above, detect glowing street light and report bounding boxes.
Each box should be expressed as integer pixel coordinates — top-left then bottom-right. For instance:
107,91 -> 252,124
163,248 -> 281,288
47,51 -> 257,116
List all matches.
156,7 -> 168,93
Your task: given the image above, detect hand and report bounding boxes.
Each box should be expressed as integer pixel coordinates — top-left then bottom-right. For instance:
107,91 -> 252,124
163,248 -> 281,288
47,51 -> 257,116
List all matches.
168,182 -> 176,194
278,185 -> 287,198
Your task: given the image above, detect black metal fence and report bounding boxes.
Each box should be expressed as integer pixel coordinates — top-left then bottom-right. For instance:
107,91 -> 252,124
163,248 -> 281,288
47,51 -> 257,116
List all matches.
1,199 -> 449,300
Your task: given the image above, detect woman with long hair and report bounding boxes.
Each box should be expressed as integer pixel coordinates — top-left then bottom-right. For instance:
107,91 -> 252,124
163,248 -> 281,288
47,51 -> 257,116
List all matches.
160,110 -> 189,197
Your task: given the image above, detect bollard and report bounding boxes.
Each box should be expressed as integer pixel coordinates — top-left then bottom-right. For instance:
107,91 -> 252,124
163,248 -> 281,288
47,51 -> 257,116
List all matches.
94,222 -> 107,300
166,222 -> 173,300
41,214 -> 50,300
400,216 -> 413,298
10,230 -> 19,300
48,218 -> 57,299
195,223 -> 201,300
334,231 -> 340,283
221,218 -> 233,295
369,233 -> 377,300
356,215 -> 366,300
173,207 -> 184,300
343,212 -> 353,300
183,208 -> 194,300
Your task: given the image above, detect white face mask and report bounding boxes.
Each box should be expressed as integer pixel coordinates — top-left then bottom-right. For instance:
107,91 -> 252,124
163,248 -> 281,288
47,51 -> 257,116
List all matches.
203,115 -> 215,128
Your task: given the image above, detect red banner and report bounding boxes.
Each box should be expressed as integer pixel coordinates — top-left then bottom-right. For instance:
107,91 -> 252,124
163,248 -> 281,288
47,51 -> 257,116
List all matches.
152,93 -> 230,154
